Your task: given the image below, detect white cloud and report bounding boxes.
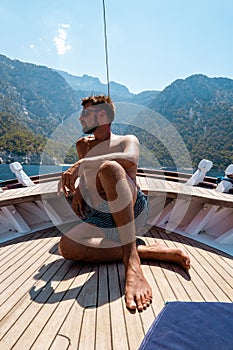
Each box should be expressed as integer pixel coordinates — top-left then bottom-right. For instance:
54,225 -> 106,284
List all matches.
61,24 -> 70,29
30,44 -> 34,49
53,23 -> 71,55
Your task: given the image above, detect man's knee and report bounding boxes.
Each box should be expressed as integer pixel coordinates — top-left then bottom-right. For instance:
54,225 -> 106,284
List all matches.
98,160 -> 125,180
59,237 -> 72,259
59,235 -> 85,261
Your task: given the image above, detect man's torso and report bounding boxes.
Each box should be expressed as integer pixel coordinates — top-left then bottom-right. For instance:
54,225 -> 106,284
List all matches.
77,134 -> 138,207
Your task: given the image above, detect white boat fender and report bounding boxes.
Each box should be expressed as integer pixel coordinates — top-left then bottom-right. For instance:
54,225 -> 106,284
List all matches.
9,162 -> 35,187
186,159 -> 213,186
216,164 -> 233,193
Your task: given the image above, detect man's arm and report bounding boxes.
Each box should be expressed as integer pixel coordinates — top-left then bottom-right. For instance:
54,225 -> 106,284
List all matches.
59,134 -> 139,195
79,135 -> 139,172
57,137 -> 88,195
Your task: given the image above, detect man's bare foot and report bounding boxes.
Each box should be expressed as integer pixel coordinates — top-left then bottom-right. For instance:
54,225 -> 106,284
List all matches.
124,264 -> 152,312
172,248 -> 191,271
137,245 -> 191,271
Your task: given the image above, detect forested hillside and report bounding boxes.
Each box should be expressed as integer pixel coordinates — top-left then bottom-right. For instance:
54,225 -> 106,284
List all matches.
0,112 -> 46,164
0,54 -> 80,136
0,54 -> 232,170
149,74 -> 233,170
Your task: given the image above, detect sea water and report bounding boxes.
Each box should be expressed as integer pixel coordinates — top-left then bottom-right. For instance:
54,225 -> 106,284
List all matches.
0,164 -> 70,182
0,163 -> 223,183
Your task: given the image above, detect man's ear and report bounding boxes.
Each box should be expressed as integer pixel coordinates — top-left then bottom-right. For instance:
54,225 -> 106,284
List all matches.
98,110 -> 109,124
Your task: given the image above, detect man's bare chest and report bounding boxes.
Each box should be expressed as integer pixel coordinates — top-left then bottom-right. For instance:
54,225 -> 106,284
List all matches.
85,139 -> 122,157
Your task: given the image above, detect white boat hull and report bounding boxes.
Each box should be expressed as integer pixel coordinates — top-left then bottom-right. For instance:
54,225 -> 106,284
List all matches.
0,172 -> 233,256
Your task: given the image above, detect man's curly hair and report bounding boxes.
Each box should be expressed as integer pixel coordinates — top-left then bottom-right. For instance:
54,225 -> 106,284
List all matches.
81,95 -> 115,123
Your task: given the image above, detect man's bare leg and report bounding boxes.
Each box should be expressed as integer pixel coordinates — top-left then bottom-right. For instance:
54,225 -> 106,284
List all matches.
59,160 -> 190,311
137,244 -> 191,271
97,160 -> 153,311
59,225 -> 190,270
59,222 -> 123,261
59,224 -> 190,311
59,223 -> 190,271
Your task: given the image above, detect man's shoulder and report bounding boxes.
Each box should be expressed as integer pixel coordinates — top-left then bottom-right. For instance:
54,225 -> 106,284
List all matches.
76,136 -> 93,154
122,134 -> 139,145
114,134 -> 139,142
76,135 -> 94,145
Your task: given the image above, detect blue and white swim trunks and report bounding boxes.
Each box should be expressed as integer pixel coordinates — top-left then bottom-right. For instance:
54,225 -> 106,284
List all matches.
81,189 -> 149,242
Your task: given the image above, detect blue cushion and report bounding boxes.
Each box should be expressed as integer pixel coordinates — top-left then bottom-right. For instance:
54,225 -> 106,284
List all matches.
139,302 -> 233,350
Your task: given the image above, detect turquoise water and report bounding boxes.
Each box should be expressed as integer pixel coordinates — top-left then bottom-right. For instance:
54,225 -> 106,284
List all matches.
0,163 -> 223,183
0,164 -> 70,182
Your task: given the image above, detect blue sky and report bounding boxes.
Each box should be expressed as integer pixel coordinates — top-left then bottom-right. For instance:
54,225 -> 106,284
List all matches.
1,0 -> 233,93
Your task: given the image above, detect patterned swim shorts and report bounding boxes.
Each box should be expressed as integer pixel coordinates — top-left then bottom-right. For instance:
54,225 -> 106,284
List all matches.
81,189 -> 149,242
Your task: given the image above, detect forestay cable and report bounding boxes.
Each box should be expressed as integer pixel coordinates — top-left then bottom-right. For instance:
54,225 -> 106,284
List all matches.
102,0 -> 111,97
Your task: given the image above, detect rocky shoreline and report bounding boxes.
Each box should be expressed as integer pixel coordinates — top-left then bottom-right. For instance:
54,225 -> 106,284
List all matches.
0,152 -> 58,165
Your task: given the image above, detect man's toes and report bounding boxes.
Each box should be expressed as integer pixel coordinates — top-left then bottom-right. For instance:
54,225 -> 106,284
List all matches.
183,256 -> 191,270
125,295 -> 137,310
136,294 -> 150,311
135,298 -> 143,312
146,295 -> 152,306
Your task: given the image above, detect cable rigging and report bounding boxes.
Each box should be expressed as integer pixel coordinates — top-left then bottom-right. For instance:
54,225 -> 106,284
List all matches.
102,0 -> 111,97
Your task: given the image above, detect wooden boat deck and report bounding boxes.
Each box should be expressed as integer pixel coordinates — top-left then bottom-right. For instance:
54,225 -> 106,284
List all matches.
1,226 -> 232,350
0,175 -> 232,208
137,176 -> 233,208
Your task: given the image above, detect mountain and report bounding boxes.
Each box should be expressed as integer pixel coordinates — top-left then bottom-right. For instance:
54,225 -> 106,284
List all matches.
150,74 -> 233,113
57,70 -> 161,105
0,54 -> 160,164
131,90 -> 161,106
149,74 -> 233,169
0,111 -> 47,164
57,70 -> 138,102
0,54 -> 232,169
0,54 -> 159,136
0,54 -> 81,137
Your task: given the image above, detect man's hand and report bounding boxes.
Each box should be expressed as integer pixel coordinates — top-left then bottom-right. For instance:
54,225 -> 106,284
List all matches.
71,186 -> 86,218
57,161 -> 82,196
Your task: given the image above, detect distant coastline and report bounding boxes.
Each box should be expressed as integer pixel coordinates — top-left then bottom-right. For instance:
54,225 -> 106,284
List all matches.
0,164 -> 69,182
0,163 -> 223,183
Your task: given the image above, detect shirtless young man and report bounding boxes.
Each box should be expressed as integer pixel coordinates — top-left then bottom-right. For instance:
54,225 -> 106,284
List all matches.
58,95 -> 190,312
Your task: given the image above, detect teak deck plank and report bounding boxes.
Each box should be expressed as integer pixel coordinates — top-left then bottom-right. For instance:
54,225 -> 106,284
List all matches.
107,263 -> 129,350
0,227 -> 232,350
117,263 -> 145,350
95,264 -> 112,350
49,264 -> 95,350
145,231 -> 202,301
0,231 -> 44,266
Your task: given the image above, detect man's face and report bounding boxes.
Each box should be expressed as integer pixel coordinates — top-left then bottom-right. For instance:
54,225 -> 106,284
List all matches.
79,105 -> 99,134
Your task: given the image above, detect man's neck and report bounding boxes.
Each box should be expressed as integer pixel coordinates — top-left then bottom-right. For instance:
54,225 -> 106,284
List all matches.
93,124 -> 112,141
